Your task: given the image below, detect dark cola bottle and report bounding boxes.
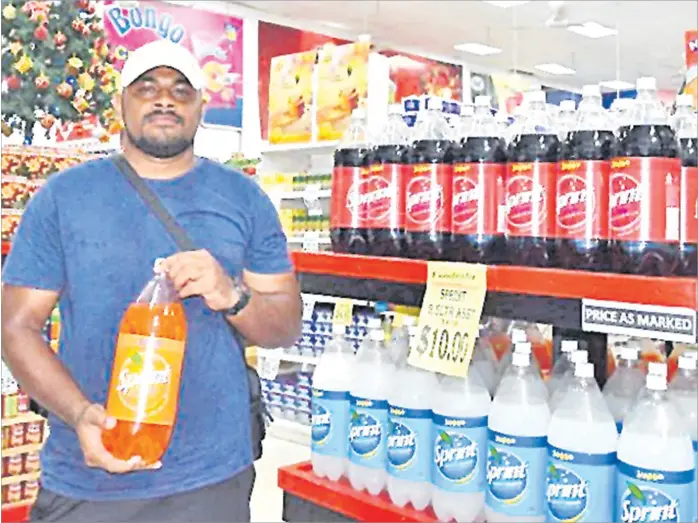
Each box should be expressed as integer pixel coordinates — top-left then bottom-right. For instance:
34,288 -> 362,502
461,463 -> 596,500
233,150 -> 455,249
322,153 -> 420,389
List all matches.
366,104 -> 410,257
674,95 -> 697,276
330,108 -> 370,255
555,85 -> 617,271
504,90 -> 560,267
449,95 -> 507,264
609,77 -> 681,276
403,97 -> 455,260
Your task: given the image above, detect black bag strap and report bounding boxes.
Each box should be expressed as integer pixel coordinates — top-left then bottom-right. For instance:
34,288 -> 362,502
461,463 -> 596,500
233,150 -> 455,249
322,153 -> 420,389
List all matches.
111,154 -> 197,252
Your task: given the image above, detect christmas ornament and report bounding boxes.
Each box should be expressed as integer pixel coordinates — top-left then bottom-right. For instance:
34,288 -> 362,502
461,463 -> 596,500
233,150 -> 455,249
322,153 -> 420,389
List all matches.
49,105 -> 61,117
71,19 -> 85,34
1,122 -> 13,137
77,73 -> 94,91
34,72 -> 49,89
72,96 -> 89,113
6,76 -> 21,90
54,31 -> 67,49
9,41 -> 23,56
14,55 -> 34,75
2,4 -> 17,20
114,45 -> 129,61
89,22 -> 100,33
87,4 -> 96,15
34,24 -> 49,41
56,81 -> 73,98
40,114 -> 56,129
66,75 -> 78,88
67,56 -> 83,72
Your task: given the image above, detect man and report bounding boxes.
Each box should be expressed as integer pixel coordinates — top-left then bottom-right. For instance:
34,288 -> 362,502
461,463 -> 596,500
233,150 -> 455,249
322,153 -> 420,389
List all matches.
1,39 -> 301,522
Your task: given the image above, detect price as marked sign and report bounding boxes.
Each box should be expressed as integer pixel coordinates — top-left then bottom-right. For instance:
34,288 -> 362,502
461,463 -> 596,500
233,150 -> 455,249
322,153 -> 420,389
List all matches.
408,262 -> 487,377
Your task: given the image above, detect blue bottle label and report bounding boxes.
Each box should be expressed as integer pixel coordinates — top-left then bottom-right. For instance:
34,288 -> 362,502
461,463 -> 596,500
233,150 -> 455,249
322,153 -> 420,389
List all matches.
311,389 -> 349,457
546,444 -> 616,522
432,414 -> 488,494
348,395 -> 389,469
486,429 -> 548,518
386,405 -> 431,482
617,461 -> 696,523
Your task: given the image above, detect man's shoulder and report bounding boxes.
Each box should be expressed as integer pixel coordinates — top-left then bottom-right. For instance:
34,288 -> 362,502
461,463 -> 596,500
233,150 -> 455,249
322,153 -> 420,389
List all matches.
197,159 -> 268,200
44,157 -> 117,194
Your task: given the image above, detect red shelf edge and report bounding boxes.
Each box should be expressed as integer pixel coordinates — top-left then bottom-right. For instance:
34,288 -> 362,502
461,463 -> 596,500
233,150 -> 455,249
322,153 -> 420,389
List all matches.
291,252 -> 697,310
2,241 -> 10,255
278,461 -> 437,523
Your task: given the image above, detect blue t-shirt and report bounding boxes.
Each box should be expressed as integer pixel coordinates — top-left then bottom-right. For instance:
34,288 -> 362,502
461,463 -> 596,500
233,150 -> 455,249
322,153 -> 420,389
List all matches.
1,157 -> 292,501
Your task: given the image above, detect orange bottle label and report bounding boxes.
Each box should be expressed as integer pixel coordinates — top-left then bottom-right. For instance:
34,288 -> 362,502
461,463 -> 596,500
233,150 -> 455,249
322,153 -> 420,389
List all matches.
106,333 -> 185,426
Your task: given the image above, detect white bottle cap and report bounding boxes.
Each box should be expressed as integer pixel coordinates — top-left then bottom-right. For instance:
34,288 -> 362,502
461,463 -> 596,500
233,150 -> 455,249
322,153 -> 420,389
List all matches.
511,329 -> 527,344
647,361 -> 667,377
571,350 -> 588,364
388,103 -> 403,115
332,323 -> 346,335
369,328 -> 384,341
621,347 -> 639,361
678,354 -> 697,370
636,76 -> 657,91
514,342 -> 532,354
575,362 -> 594,379
475,95 -> 491,107
352,107 -> 366,119
153,258 -> 166,274
560,100 -> 576,111
524,90 -> 546,104
512,351 -> 530,367
676,94 -> 694,107
646,373 -> 667,391
461,104 -> 475,116
582,84 -> 601,97
561,340 -> 578,353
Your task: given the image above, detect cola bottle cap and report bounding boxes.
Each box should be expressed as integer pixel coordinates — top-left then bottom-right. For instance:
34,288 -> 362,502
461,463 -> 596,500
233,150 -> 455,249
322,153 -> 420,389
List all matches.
514,342 -> 532,354
561,340 -> 578,353
574,362 -> 594,379
582,84 -> 601,97
636,76 -> 657,91
571,350 -> 588,364
647,361 -> 667,377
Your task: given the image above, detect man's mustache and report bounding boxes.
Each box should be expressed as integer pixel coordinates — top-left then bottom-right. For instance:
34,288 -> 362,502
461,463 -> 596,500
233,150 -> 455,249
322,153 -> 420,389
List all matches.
144,111 -> 184,124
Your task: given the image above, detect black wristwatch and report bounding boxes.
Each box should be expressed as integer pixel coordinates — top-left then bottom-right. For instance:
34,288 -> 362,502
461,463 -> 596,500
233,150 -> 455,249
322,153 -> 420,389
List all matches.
222,276 -> 251,317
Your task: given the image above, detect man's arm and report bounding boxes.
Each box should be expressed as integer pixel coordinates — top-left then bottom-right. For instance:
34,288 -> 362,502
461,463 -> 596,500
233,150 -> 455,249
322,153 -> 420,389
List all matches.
1,285 -> 90,427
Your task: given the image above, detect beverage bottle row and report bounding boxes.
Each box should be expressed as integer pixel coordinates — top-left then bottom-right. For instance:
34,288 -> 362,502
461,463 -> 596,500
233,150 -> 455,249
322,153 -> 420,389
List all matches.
329,79 -> 697,276
310,319 -> 698,522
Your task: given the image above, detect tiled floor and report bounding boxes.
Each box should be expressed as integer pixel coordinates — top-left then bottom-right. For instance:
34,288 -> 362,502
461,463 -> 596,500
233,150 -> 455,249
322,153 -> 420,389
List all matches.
251,437 -> 309,522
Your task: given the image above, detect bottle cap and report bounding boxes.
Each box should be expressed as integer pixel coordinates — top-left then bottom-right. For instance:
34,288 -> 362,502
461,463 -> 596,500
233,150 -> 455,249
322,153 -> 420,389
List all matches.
352,107 -> 366,119
582,84 -> 601,97
678,354 -> 697,371
475,95 -> 491,107
575,362 -> 594,379
571,350 -> 588,364
646,373 -> 667,391
524,90 -> 546,104
560,100 -> 576,111
367,317 -> 381,329
332,323 -> 346,335
621,347 -> 639,361
560,340 -> 578,353
511,329 -> 527,344
647,361 -> 667,377
153,258 -> 166,274
512,351 -> 530,367
636,76 -> 657,91
514,342 -> 532,354
676,94 -> 693,107
461,105 -> 475,116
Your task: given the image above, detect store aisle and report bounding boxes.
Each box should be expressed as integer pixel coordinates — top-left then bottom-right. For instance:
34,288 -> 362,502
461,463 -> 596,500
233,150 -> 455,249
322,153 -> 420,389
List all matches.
251,437 -> 310,522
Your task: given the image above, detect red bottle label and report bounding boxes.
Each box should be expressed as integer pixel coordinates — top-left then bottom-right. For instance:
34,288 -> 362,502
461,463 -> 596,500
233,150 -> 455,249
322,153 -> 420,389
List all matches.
609,157 -> 681,242
362,163 -> 405,230
404,163 -> 452,233
505,162 -> 557,238
451,163 -> 503,236
330,165 -> 364,229
555,160 -> 610,240
681,165 -> 698,244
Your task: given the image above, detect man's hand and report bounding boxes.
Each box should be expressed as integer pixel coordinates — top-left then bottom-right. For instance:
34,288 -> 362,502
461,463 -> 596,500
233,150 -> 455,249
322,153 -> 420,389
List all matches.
76,404 -> 161,474
161,250 -> 237,311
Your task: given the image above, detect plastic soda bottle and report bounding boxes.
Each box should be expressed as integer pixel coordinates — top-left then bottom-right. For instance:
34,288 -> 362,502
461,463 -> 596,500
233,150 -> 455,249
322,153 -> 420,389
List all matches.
617,368 -> 695,523
546,340 -> 579,397
547,362 -> 618,522
603,346 -> 645,433
486,351 -> 551,523
432,368 -> 491,522
311,323 -> 354,481
549,349 -> 588,413
102,259 -> 188,464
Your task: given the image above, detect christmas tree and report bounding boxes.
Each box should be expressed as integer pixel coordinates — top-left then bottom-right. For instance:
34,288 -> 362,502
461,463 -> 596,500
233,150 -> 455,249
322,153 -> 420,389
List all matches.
1,0 -> 122,143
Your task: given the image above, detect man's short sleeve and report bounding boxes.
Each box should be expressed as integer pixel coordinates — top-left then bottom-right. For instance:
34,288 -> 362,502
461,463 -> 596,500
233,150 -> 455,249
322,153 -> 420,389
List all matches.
245,185 -> 293,274
2,183 -> 66,291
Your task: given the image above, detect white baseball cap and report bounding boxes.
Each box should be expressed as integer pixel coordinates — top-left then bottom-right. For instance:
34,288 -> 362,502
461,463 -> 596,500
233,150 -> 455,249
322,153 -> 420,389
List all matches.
120,39 -> 205,91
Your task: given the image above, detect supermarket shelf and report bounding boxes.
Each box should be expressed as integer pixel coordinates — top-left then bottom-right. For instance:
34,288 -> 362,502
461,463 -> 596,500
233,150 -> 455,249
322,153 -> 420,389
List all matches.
260,141 -> 339,154
2,443 -> 43,458
1,413 -> 44,427
1,500 -> 34,510
270,189 -> 332,200
302,292 -> 373,307
1,500 -> 32,523
278,461 -> 437,523
258,348 -> 318,365
1,472 -> 40,486
287,236 -> 331,245
267,418 -> 311,447
291,252 -> 698,328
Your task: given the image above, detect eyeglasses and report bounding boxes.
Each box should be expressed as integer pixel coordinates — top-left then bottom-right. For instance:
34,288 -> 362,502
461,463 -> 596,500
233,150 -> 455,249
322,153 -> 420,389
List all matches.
128,79 -> 198,104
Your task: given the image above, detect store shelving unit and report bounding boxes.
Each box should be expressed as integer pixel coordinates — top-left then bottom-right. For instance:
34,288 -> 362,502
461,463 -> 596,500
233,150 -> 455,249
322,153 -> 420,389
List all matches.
278,251 -> 697,522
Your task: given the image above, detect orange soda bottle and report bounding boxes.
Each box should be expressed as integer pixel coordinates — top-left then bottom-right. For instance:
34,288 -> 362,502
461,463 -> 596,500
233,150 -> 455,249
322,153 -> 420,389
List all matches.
101,260 -> 187,464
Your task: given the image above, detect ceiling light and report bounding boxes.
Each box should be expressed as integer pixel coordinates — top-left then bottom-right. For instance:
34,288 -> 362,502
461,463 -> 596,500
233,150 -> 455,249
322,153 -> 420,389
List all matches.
534,63 -> 576,75
599,79 -> 634,90
454,42 -> 503,56
484,1 -> 530,7
567,21 -> 617,39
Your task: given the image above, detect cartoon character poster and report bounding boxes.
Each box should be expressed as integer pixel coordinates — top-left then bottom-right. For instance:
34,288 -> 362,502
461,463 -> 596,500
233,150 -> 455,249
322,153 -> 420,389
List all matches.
103,0 -> 243,127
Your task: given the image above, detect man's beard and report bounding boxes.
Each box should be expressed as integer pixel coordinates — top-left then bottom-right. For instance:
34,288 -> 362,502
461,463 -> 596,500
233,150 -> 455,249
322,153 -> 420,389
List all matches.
125,127 -> 194,159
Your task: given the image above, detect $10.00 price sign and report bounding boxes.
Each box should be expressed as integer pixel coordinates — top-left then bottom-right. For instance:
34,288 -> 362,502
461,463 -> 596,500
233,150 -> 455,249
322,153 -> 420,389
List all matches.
407,262 -> 488,377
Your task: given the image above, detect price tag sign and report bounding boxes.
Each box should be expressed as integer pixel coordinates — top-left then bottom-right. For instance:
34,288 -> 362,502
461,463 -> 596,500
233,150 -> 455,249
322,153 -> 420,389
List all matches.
408,262 -> 488,377
332,299 -> 354,327
302,231 -> 320,252
302,295 -> 316,321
